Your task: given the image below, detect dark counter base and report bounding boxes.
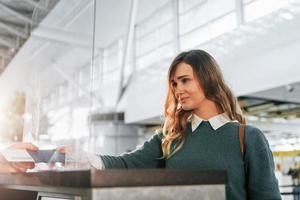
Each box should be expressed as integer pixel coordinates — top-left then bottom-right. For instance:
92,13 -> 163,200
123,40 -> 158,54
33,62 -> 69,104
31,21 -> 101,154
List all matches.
0,188 -> 37,200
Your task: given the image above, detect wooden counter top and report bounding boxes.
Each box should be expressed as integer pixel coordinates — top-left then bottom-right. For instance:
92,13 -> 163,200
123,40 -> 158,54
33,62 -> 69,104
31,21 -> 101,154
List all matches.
0,169 -> 227,188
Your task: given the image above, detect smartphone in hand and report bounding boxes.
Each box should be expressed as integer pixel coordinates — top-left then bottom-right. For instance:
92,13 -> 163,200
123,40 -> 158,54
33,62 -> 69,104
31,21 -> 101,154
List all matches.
0,149 -> 35,163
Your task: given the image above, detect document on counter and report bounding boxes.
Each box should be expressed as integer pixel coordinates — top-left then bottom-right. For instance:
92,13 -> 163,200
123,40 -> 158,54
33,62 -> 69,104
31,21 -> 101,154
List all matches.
1,149 -> 65,163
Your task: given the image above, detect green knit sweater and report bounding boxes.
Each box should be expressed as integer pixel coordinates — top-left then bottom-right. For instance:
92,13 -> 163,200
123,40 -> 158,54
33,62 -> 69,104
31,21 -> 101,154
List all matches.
100,121 -> 281,200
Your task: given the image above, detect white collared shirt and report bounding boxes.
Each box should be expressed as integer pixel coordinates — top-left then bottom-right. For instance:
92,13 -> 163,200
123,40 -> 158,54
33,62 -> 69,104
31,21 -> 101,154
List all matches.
188,113 -> 234,132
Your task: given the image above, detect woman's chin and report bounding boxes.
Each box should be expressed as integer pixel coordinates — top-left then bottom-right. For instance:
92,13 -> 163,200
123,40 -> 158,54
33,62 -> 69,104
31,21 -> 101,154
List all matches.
181,104 -> 194,111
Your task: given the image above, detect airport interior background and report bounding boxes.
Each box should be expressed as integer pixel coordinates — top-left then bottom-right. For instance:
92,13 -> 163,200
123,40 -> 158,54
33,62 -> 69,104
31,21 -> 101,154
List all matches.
0,0 -> 299,199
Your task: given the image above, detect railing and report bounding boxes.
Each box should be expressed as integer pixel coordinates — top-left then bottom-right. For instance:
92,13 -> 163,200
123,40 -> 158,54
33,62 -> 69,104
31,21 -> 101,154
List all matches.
280,184 -> 300,199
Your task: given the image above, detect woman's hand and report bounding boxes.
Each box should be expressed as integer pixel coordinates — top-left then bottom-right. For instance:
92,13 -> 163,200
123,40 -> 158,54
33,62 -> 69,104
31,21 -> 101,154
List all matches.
56,145 -> 94,170
0,142 -> 38,173
56,146 -> 66,154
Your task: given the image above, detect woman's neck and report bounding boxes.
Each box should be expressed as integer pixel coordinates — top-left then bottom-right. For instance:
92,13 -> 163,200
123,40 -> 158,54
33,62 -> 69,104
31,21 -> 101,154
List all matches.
193,99 -> 220,120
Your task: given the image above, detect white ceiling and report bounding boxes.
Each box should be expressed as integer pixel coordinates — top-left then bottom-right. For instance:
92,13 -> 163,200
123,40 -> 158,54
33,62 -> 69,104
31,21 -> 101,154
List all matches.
0,0 -> 170,104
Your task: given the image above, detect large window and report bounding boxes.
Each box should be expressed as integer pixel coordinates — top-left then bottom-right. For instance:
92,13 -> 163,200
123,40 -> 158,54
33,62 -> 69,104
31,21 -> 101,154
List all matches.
1,0 -> 298,156
244,0 -> 289,22
179,0 -> 237,50
135,1 -> 175,70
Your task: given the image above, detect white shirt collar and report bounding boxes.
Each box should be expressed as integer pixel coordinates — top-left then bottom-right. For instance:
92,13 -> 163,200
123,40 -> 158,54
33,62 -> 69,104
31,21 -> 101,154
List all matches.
188,113 -> 233,132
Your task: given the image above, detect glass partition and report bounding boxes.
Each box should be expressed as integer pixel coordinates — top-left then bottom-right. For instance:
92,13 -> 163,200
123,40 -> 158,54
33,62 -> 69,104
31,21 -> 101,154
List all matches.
179,0 -> 237,50
8,0 -> 96,170
0,0 -> 299,175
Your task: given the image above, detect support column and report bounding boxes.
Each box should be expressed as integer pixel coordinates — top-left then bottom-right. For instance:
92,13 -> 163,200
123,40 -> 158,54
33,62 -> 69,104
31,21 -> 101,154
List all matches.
236,0 -> 244,26
116,0 -> 138,106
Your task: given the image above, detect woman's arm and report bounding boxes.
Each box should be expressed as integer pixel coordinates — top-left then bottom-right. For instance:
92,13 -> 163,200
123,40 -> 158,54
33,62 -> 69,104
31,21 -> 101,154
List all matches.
244,126 -> 281,200
98,133 -> 163,169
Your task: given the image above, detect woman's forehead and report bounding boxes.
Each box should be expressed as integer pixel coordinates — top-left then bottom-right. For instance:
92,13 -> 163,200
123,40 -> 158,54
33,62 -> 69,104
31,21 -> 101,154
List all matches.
172,62 -> 193,79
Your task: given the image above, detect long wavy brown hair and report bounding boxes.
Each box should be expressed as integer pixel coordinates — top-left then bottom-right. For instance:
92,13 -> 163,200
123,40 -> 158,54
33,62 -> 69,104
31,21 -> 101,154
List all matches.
161,49 -> 245,159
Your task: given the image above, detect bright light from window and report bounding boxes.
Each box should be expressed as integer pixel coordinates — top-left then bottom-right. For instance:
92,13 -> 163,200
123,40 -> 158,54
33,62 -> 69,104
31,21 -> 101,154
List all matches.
244,0 -> 289,22
210,12 -> 237,38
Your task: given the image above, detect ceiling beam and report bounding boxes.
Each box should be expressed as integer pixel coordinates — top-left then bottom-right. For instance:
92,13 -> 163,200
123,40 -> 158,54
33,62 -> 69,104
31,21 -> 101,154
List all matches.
0,37 -> 14,48
0,19 -> 25,29
31,26 -> 92,49
22,0 -> 48,11
0,21 -> 27,39
0,2 -> 34,25
28,0 -> 94,61
0,34 -> 18,43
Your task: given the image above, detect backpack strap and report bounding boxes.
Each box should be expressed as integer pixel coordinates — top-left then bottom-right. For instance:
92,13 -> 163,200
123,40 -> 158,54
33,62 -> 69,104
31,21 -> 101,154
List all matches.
238,124 -> 246,158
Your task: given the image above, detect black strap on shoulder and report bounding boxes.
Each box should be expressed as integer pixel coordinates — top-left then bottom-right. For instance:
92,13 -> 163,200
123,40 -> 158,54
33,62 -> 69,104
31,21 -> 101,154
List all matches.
238,124 -> 246,159
239,124 -> 249,198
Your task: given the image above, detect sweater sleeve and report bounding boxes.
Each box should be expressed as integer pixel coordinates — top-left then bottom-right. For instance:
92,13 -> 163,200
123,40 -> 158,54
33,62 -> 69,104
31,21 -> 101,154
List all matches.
99,132 -> 163,169
244,125 -> 281,200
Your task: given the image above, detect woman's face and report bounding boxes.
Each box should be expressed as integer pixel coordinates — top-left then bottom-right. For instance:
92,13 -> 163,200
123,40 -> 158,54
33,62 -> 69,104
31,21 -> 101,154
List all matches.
171,62 -> 206,111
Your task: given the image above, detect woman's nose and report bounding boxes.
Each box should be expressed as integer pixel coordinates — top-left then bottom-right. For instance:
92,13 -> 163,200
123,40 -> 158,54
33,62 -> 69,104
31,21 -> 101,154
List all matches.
175,85 -> 184,97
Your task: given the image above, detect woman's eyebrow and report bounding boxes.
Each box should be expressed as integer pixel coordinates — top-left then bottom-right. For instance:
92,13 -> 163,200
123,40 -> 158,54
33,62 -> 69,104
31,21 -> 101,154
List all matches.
171,75 -> 190,83
176,75 -> 189,80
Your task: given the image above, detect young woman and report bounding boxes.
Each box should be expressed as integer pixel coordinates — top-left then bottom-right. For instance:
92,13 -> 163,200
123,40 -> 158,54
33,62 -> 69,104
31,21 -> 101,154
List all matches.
81,50 -> 282,199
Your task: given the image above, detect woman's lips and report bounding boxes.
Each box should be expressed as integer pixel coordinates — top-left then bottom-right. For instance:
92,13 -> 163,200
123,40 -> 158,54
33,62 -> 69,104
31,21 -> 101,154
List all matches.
180,97 -> 189,102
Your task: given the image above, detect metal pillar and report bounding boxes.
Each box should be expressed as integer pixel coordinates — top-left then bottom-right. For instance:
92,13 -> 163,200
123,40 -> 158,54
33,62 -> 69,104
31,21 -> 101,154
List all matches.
116,0 -> 138,107
236,0 -> 244,26
173,0 -> 180,53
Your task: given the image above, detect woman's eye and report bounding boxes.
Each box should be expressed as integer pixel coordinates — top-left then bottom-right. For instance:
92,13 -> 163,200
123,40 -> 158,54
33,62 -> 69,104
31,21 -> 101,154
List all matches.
182,78 -> 189,83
